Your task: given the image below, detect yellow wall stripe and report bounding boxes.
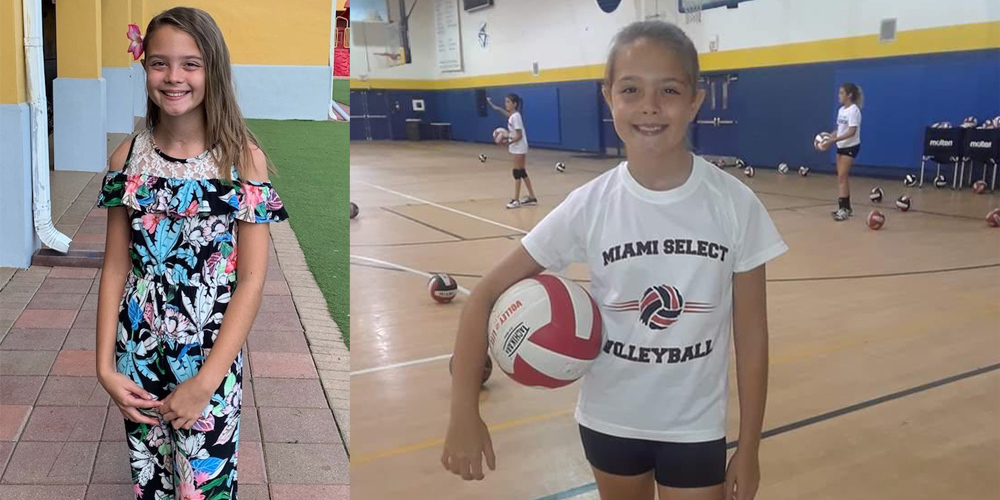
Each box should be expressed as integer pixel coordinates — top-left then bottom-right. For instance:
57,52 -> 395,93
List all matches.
700,20 -> 1000,72
0,0 -> 27,104
351,21 -> 1000,90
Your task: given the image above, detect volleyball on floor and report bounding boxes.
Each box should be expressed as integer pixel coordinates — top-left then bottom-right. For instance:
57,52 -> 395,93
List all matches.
972,180 -> 987,194
428,273 -> 458,303
903,174 -> 917,187
478,154 -> 487,163
869,187 -> 884,202
814,132 -> 832,151
895,195 -> 912,212
493,127 -> 509,145
555,162 -> 566,172
487,274 -> 604,389
777,163 -> 789,174
350,202 -> 359,219
744,166 -> 755,177
934,175 -> 948,188
988,209 -> 1000,227
449,354 -> 492,386
867,210 -> 886,230
799,166 -> 811,176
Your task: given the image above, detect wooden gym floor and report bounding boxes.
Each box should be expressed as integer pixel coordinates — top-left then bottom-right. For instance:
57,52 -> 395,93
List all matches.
349,140 -> 1000,500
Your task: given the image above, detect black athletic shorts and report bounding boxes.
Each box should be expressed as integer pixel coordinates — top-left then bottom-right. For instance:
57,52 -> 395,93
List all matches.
837,144 -> 860,158
579,425 -> 726,488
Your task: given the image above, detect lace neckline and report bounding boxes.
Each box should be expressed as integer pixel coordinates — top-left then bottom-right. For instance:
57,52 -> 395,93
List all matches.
124,129 -> 229,180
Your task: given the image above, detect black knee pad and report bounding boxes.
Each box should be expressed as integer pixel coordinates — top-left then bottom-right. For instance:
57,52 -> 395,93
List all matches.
512,168 -> 527,180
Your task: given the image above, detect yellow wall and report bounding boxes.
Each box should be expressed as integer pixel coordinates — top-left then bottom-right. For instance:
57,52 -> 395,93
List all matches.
57,0 -> 102,79
102,0 -> 132,68
352,21 -> 1000,90
130,0 -> 145,30
144,0 -> 331,66
1,0 -> 26,104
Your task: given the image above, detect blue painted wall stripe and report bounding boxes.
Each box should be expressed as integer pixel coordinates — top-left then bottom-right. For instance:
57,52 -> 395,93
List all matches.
352,49 -> 1000,173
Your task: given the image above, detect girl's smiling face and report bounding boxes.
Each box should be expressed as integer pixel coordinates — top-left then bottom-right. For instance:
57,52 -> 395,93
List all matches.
144,25 -> 206,119
604,38 -> 704,158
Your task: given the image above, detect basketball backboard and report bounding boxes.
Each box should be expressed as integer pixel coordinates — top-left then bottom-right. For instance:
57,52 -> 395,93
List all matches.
352,0 -> 391,23
678,0 -> 754,12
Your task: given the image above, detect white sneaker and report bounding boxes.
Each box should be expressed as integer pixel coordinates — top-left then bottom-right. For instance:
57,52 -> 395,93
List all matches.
520,196 -> 538,206
506,199 -> 521,209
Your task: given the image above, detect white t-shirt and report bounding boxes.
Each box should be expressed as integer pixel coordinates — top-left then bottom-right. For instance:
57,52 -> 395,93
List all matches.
836,104 -> 861,148
521,155 -> 787,442
507,111 -> 528,154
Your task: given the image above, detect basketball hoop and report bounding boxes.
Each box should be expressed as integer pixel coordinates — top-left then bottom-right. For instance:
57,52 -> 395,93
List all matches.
374,46 -> 405,67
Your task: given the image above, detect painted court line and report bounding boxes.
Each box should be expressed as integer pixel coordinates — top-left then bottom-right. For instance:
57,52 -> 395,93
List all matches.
348,326 -> 1000,466
535,362 -> 1000,500
349,254 -> 472,295
349,254 -> 469,377
350,354 -> 454,377
382,206 -> 467,241
355,180 -> 529,235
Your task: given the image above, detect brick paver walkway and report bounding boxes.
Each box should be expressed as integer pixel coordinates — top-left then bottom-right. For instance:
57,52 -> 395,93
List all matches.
0,203 -> 350,499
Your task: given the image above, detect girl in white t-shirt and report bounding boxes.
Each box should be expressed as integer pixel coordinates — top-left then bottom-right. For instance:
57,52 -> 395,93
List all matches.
444,21 -> 785,500
487,93 -> 537,209
820,83 -> 863,221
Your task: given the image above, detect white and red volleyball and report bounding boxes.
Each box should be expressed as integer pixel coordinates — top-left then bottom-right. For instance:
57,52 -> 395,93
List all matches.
428,273 -> 458,303
493,127 -> 509,145
972,180 -> 987,194
987,209 -> 1000,227
867,210 -> 886,230
488,274 -> 604,389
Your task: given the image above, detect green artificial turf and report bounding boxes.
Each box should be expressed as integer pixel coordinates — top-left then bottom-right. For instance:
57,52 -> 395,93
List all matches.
332,79 -> 350,105
248,119 -> 350,347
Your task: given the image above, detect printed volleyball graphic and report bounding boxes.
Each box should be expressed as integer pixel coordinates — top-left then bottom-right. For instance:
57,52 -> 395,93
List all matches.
606,285 -> 714,330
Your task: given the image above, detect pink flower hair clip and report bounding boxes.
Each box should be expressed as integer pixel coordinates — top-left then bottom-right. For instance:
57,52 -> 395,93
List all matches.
127,24 -> 143,60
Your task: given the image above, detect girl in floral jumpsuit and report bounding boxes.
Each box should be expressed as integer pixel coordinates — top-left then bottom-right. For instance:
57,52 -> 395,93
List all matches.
95,7 -> 287,500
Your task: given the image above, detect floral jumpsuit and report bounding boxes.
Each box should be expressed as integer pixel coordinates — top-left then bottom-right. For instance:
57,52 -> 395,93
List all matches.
98,129 -> 288,500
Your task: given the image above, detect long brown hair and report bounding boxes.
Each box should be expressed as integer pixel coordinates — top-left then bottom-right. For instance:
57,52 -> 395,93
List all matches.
143,7 -> 271,181
841,82 -> 864,109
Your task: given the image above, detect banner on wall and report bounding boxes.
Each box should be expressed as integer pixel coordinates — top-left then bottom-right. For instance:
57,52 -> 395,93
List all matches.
434,0 -> 463,72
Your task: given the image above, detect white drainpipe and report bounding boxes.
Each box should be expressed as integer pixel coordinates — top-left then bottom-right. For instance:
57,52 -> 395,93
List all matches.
23,0 -> 71,253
